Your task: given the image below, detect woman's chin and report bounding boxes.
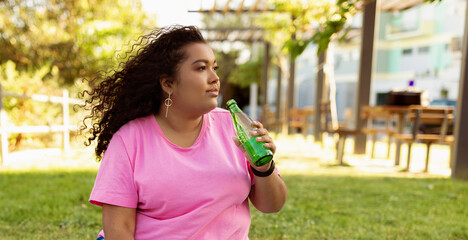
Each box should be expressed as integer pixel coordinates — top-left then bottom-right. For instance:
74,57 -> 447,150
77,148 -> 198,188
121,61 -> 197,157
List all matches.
206,103 -> 218,111
208,98 -> 219,108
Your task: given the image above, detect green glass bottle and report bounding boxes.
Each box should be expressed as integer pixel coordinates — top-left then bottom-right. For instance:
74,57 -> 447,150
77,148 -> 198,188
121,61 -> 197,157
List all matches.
226,99 -> 273,166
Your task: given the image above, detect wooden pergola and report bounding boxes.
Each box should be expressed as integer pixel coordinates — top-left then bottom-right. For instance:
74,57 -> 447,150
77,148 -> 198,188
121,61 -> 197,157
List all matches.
191,0 -> 310,136
200,27 -> 265,43
380,0 -> 427,11
190,0 -> 468,180
199,27 -> 271,120
189,0 -> 273,14
190,1 -> 286,124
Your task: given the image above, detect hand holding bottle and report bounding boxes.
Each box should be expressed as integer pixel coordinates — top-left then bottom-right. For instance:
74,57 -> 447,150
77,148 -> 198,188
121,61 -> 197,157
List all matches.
227,99 -> 275,167
232,120 -> 276,170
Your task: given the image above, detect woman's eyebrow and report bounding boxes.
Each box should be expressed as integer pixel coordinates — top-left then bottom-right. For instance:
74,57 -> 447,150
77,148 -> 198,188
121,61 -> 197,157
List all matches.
191,59 -> 217,65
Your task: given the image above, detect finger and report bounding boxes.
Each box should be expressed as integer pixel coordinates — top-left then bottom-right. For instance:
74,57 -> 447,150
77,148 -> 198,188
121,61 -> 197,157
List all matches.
251,121 -> 264,129
232,136 -> 248,153
232,137 -> 241,147
255,135 -> 272,143
251,128 -> 269,137
256,135 -> 276,154
264,142 -> 276,154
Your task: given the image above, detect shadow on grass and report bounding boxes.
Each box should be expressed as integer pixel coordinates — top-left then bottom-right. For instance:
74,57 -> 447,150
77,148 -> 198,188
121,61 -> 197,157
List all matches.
1,170 -> 467,240
322,162 -> 352,168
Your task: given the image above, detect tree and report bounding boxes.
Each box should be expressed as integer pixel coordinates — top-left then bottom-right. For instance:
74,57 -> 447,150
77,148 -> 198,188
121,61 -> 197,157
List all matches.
0,0 -> 156,87
0,0 -> 157,149
260,0 -> 444,57
257,0 -> 333,60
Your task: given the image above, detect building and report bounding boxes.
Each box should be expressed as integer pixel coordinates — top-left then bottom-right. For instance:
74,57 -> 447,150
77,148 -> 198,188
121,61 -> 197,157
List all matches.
286,0 -> 465,122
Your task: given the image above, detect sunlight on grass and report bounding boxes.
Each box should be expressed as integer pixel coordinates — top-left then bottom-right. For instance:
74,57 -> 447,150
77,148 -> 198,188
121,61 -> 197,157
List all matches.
272,134 -> 452,178
0,135 -> 466,239
0,134 -> 453,178
0,144 -> 99,172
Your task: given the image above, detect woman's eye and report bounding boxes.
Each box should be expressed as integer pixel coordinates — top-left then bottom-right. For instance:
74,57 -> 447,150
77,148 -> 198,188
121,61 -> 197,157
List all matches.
213,66 -> 218,71
198,66 -> 206,71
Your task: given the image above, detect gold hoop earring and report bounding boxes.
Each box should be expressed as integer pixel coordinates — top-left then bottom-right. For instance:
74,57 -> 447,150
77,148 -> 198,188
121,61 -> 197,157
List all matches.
164,93 -> 172,118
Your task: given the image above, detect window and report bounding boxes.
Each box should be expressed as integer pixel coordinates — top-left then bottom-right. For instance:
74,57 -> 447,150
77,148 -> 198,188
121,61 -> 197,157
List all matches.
402,48 -> 413,55
418,46 -> 430,54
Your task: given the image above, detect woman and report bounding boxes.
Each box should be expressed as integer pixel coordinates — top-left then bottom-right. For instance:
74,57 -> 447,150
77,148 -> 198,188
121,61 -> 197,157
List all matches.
84,25 -> 287,240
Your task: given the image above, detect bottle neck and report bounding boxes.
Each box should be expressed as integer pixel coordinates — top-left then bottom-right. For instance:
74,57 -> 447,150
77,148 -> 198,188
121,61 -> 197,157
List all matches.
228,104 -> 242,114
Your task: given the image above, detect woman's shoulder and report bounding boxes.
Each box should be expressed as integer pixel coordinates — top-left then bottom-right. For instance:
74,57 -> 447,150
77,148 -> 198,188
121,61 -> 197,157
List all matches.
210,107 -> 230,115
115,115 -> 155,137
208,108 -> 231,121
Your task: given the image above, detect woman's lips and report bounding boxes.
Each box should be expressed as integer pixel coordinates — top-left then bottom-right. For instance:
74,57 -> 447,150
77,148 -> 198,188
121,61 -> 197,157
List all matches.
207,89 -> 219,97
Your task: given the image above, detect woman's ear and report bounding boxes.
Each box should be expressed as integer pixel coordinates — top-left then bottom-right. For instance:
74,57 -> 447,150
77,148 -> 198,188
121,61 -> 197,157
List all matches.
159,74 -> 173,96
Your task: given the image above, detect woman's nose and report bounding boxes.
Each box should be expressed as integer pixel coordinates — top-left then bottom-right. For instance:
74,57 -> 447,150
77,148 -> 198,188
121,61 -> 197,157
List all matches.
209,71 -> 219,84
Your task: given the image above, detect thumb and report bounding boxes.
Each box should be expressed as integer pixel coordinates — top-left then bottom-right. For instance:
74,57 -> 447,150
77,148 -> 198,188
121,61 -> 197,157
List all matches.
232,136 -> 252,162
232,136 -> 241,148
232,137 -> 246,153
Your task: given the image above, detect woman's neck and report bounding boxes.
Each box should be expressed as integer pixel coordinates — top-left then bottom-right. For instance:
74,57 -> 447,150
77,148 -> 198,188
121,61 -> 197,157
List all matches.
155,107 -> 203,134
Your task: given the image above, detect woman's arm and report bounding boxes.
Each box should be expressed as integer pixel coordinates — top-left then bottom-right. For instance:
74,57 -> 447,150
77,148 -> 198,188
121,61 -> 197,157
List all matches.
233,121 -> 287,213
248,161 -> 287,213
102,204 -> 136,240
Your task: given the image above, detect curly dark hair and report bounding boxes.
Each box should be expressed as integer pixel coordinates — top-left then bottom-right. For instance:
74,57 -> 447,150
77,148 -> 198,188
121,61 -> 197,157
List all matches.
81,25 -> 206,160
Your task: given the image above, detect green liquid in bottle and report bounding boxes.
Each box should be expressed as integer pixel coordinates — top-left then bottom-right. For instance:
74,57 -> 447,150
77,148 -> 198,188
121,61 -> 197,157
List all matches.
227,99 -> 273,166
245,136 -> 273,166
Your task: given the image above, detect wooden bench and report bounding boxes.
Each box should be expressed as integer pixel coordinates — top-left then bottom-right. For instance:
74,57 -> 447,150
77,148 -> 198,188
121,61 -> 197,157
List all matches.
261,104 -> 283,133
361,106 -> 397,159
321,101 -> 360,165
289,107 -> 315,137
394,106 -> 454,172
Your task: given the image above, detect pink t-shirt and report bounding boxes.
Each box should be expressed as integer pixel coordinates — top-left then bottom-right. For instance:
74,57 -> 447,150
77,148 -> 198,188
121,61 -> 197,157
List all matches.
89,108 -> 254,239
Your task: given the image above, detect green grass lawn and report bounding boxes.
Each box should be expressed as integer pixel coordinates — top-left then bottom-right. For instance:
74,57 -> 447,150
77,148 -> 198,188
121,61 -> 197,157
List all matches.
1,140 -> 467,239
0,170 -> 101,239
250,174 -> 468,239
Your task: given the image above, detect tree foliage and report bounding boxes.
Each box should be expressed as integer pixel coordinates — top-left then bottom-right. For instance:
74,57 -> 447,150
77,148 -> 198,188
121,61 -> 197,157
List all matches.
257,0 -> 334,59
312,0 -> 443,54
0,60 -> 63,149
228,55 -> 264,88
311,0 -> 360,54
0,0 -> 157,149
258,0 -> 445,58
0,0 -> 156,87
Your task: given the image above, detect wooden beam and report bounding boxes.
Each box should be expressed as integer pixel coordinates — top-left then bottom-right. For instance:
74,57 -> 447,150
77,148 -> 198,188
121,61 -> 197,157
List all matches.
201,27 -> 265,42
244,30 -> 255,42
211,0 -> 217,14
223,0 -> 232,14
189,0 -> 276,14
249,0 -> 261,12
190,9 -> 274,14
451,2 -> 468,181
354,0 -> 377,154
380,0 -> 402,11
314,51 -> 326,142
396,0 -> 423,11
261,42 -> 271,107
204,37 -> 264,43
381,0 -> 423,11
215,31 -> 223,41
201,27 -> 264,31
236,0 -> 245,14
275,66 -> 282,126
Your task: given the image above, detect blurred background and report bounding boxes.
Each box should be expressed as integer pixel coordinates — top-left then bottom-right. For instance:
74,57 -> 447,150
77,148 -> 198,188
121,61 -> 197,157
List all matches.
0,0 -> 464,164
2,1 -> 468,239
